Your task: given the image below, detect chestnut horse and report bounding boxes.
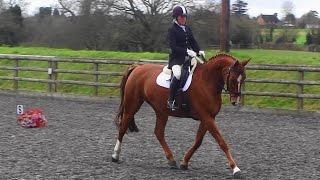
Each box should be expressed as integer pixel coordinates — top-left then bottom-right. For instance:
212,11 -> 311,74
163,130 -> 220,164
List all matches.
111,54 -> 250,178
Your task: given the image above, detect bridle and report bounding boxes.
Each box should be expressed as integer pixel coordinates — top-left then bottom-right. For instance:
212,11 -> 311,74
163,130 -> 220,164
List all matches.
223,66 -> 245,97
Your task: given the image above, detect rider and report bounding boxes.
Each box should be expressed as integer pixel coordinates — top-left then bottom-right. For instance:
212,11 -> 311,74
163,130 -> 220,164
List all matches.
167,5 -> 205,111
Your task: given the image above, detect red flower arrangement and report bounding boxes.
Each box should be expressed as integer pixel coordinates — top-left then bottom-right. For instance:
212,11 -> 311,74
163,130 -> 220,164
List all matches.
17,109 -> 47,128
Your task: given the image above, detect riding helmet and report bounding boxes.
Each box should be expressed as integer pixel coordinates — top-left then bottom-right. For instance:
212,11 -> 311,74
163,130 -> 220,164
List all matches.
172,5 -> 187,18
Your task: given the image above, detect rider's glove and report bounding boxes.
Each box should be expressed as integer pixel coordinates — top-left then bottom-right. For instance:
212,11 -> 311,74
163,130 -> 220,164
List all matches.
186,48 -> 197,58
198,50 -> 205,58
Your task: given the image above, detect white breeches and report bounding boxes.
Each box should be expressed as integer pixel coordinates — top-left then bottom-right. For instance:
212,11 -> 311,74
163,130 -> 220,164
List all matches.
172,65 -> 182,80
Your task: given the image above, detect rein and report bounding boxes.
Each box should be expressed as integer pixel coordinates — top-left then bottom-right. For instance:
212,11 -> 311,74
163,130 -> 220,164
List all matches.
223,66 -> 244,97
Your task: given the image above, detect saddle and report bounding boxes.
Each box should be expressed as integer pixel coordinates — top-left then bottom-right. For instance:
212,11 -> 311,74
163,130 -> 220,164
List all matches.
156,57 -> 199,91
156,57 -> 203,116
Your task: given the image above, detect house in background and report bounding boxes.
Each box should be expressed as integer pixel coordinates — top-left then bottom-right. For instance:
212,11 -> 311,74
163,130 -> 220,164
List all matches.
306,24 -> 320,29
256,13 -> 280,27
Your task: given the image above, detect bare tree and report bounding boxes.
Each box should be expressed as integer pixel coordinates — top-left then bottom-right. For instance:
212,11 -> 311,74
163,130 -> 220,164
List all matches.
281,0 -> 294,17
107,0 -> 195,51
2,0 -> 29,15
190,5 -> 220,48
6,0 -> 27,6
58,0 -> 79,17
18,0 -> 250,52
0,0 -> 8,13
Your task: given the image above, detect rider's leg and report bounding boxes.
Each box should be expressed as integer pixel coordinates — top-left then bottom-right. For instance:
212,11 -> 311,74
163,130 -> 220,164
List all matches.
167,65 -> 181,111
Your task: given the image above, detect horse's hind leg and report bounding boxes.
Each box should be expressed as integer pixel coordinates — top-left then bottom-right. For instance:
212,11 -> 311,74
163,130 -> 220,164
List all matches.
154,112 -> 177,168
112,98 -> 143,162
128,118 -> 139,132
180,122 -> 207,170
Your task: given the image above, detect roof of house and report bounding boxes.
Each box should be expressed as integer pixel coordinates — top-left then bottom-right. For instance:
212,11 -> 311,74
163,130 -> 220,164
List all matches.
259,14 -> 280,23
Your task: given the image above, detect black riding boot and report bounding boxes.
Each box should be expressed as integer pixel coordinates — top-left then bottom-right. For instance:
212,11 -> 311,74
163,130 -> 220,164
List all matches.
167,77 -> 180,111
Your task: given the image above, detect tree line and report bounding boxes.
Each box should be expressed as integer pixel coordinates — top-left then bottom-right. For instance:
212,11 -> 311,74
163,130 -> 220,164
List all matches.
0,0 -> 319,52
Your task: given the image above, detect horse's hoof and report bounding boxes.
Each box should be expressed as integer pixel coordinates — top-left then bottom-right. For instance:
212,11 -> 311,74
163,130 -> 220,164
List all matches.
168,160 -> 177,169
233,171 -> 244,179
111,157 -> 119,163
180,164 -> 188,170
170,165 -> 178,169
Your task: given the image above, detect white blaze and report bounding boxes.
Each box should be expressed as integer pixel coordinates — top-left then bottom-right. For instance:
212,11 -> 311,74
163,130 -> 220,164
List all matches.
236,74 -> 242,103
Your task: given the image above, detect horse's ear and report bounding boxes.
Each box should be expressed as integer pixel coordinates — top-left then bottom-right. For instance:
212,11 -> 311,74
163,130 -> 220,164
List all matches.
242,58 -> 251,66
233,60 -> 240,67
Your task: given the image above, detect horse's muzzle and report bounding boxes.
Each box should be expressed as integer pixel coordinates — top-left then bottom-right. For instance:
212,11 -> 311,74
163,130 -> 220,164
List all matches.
230,95 -> 240,106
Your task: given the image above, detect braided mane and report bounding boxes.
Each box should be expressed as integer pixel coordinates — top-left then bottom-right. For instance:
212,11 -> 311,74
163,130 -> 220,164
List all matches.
208,53 -> 237,61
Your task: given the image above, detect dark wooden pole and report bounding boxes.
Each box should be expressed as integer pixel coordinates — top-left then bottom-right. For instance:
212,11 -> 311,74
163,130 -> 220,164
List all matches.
220,0 -> 230,52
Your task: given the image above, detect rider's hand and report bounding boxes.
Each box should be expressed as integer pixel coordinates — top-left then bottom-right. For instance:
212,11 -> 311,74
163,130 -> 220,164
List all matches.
186,49 -> 197,58
198,50 -> 205,58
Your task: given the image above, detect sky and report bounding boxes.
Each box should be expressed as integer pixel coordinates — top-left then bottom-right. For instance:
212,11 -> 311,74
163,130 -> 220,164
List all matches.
24,0 -> 57,15
24,0 -> 320,18
230,0 -> 320,18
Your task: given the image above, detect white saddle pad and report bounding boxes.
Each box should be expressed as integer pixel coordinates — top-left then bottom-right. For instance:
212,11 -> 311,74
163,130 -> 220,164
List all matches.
156,72 -> 193,92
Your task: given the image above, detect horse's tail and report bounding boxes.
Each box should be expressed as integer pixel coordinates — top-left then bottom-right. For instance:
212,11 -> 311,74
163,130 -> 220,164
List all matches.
114,64 -> 140,131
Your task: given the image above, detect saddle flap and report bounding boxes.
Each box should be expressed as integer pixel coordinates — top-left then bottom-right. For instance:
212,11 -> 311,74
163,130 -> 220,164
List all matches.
162,65 -> 172,75
156,66 -> 193,92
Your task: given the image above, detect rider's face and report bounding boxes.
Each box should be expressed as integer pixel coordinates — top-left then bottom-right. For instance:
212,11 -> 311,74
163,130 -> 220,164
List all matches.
177,15 -> 186,25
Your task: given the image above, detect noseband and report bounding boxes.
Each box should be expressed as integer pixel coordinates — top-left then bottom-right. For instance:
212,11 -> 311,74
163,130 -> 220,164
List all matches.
223,66 -> 244,97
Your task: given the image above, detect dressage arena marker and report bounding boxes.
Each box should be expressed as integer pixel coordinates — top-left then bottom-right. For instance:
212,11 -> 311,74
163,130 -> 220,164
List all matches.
16,105 -> 24,115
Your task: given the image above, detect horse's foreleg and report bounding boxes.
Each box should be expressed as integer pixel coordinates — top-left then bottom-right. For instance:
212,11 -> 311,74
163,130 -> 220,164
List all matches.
180,122 -> 206,170
154,114 -> 176,167
206,119 -> 242,178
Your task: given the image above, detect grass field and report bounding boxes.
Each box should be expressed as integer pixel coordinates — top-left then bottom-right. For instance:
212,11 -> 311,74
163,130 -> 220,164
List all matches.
262,28 -> 310,45
0,46 -> 319,111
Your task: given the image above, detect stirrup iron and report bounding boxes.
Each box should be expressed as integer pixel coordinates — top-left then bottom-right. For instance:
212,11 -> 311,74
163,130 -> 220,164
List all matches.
167,100 -> 177,111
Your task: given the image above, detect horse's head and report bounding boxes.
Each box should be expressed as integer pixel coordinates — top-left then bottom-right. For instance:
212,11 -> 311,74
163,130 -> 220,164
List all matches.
224,59 -> 250,106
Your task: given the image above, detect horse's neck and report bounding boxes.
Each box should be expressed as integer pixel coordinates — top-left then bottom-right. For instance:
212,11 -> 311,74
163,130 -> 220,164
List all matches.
204,57 -> 232,92
207,57 -> 230,74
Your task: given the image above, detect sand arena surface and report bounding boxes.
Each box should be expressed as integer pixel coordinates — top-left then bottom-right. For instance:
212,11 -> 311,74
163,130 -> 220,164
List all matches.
0,93 -> 319,179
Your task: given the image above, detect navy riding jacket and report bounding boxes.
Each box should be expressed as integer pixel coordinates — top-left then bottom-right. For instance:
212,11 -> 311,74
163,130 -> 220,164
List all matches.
167,22 -> 200,69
